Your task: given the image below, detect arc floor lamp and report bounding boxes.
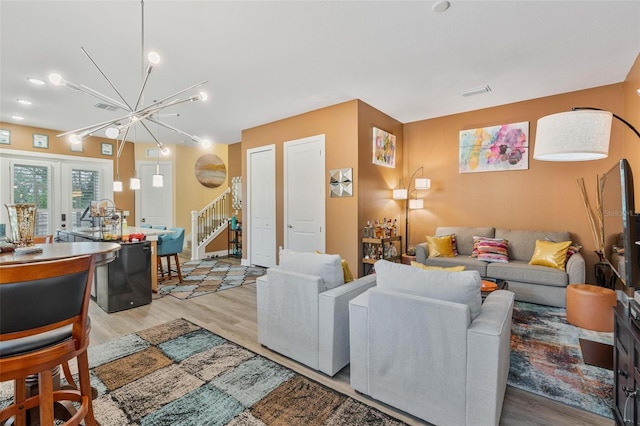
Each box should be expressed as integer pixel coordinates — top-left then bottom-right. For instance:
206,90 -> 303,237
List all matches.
393,166 -> 431,253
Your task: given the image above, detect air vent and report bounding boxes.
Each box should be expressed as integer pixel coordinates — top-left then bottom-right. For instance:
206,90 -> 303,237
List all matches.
459,85 -> 492,97
146,148 -> 160,158
94,102 -> 119,111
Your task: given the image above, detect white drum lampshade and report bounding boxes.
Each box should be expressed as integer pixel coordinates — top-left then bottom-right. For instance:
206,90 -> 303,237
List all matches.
533,110 -> 612,161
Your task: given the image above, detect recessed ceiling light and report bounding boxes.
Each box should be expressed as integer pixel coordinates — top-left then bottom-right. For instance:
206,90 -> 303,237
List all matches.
459,85 -> 492,97
432,1 -> 450,13
27,77 -> 45,85
17,99 -> 32,105
10,115 -> 25,120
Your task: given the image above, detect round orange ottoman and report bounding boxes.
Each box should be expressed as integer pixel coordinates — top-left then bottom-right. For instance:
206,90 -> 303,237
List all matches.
566,284 -> 617,332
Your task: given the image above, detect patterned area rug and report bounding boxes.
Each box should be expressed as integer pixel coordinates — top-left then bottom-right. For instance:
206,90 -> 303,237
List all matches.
508,301 -> 614,418
157,258 -> 266,300
80,319 -> 405,425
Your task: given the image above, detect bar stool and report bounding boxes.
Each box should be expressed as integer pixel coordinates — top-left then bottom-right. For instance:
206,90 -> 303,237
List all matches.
0,255 -> 97,426
157,227 -> 185,283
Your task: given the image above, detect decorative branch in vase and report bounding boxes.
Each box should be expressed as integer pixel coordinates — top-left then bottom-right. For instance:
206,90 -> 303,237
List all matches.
576,176 -> 604,256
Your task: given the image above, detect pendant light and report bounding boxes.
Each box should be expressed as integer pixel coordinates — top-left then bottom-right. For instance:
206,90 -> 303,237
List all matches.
113,137 -> 123,192
129,127 -> 141,189
152,122 -> 164,187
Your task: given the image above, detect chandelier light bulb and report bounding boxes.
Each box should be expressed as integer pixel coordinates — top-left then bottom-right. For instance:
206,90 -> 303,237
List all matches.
198,92 -> 208,101
159,145 -> 170,156
200,139 -> 212,149
105,127 -> 120,139
48,73 -> 63,85
147,51 -> 161,65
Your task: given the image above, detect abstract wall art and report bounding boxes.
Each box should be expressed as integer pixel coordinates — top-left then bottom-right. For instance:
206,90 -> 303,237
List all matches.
372,127 -> 396,168
459,121 -> 529,173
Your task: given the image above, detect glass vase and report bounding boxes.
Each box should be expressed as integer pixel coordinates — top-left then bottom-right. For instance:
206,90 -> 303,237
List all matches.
5,203 -> 37,247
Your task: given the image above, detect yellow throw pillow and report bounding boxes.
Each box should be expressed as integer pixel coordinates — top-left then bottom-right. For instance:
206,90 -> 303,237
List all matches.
425,235 -> 455,258
411,261 -> 465,272
342,259 -> 354,283
529,240 -> 572,271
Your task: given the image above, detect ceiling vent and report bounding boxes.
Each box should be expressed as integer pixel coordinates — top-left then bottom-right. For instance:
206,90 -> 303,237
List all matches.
94,102 -> 119,112
146,148 -> 160,158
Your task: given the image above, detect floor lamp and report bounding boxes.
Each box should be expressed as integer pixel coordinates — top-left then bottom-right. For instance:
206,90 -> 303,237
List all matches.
393,167 -> 431,253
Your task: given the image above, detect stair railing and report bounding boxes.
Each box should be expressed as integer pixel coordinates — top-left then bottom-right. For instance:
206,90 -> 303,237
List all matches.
190,188 -> 230,260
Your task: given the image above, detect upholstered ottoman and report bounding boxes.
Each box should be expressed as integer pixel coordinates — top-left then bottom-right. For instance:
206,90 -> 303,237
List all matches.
566,284 -> 617,332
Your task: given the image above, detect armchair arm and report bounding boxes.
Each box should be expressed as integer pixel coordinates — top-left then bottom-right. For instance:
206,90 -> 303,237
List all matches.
318,274 -> 376,376
415,242 -> 429,264
566,251 -> 586,284
466,290 -> 514,426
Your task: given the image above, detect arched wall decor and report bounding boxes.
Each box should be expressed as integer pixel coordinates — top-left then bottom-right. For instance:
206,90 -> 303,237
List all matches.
194,154 -> 227,188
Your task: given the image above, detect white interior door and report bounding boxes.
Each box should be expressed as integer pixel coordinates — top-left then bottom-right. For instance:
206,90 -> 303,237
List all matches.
284,134 -> 325,253
247,145 -> 276,268
136,161 -> 173,227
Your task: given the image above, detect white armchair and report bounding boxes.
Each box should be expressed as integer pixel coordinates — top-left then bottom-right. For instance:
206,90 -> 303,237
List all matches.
257,250 -> 376,376
349,260 -> 515,426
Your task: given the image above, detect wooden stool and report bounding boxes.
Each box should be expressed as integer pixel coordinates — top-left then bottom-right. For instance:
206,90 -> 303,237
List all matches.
566,284 -> 617,332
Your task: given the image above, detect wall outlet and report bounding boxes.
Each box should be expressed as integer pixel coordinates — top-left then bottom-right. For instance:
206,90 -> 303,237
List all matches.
123,210 -> 130,217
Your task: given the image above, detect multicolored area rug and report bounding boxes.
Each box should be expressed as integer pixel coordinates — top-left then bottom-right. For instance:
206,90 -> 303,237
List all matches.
83,319 -> 404,425
157,258 -> 266,300
509,301 -> 614,418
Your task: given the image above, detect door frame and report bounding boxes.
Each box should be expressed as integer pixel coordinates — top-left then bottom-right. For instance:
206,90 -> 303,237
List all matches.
283,134 -> 326,253
134,160 -> 173,227
246,144 -> 276,267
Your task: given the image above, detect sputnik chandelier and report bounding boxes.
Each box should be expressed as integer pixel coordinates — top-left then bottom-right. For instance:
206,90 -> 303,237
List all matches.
48,0 -> 211,161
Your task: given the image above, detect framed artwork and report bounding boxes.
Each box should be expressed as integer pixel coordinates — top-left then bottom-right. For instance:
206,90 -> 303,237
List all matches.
33,133 -> 48,149
372,127 -> 396,168
459,121 -> 529,173
71,142 -> 84,153
0,129 -> 10,145
329,168 -> 353,197
101,143 -> 113,156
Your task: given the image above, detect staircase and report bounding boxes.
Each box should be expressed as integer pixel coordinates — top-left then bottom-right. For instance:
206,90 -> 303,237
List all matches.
190,188 -> 230,260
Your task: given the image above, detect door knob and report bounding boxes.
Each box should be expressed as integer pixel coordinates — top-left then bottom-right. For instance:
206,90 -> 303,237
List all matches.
288,225 -> 293,228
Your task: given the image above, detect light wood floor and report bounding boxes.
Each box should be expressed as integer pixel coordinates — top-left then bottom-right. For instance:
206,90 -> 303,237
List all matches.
89,282 -> 614,426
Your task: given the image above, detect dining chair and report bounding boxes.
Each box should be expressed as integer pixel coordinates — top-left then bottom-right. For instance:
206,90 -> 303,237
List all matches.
0,255 -> 97,426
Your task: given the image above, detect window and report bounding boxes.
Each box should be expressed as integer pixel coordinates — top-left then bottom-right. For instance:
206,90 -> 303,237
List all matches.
12,163 -> 50,235
71,169 -> 101,227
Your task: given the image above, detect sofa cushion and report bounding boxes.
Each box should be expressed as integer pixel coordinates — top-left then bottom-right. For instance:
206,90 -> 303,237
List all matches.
279,249 -> 344,290
487,261 -> 568,287
476,237 -> 509,263
411,261 -> 465,272
529,239 -> 572,271
375,259 -> 482,319
426,235 -> 455,258
436,227 -> 494,256
495,229 -> 570,262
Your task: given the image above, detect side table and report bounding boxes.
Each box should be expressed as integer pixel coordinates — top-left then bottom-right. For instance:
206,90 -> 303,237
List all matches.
401,254 -> 416,265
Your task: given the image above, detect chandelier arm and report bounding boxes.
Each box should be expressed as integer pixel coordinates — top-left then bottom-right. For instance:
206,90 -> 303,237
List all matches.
60,79 -> 130,112
133,65 -> 154,111
138,121 -> 161,145
116,126 -> 133,158
56,113 -> 134,138
148,117 -> 200,142
80,46 -> 133,111
136,81 -> 208,114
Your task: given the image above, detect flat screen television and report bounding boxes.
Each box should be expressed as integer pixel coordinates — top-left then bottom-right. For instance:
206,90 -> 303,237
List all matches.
600,158 -> 639,291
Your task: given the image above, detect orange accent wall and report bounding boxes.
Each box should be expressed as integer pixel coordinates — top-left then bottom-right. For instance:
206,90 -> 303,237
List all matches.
0,122 -> 135,223
403,83 -> 633,284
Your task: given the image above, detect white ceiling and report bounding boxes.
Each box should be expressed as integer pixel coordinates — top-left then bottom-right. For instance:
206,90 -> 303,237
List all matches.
1,0 -> 639,146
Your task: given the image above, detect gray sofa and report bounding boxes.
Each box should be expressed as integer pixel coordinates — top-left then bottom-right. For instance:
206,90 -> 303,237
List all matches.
416,226 -> 585,307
